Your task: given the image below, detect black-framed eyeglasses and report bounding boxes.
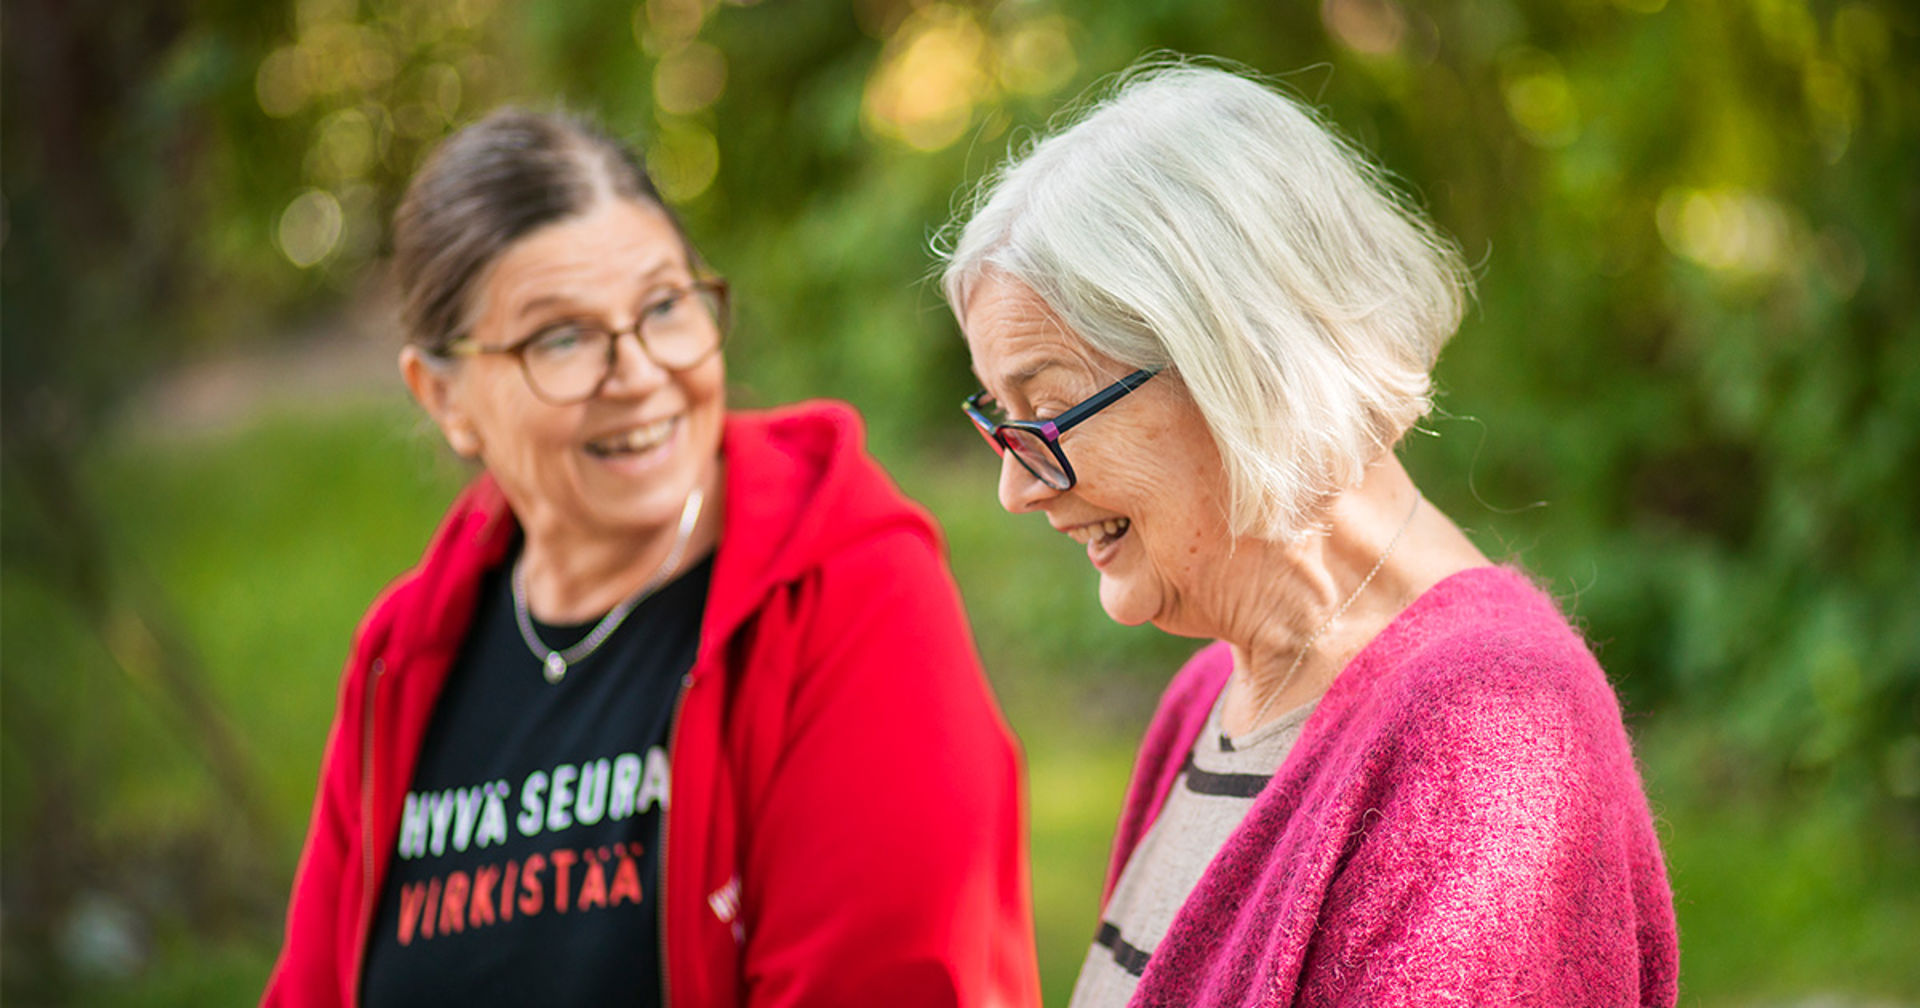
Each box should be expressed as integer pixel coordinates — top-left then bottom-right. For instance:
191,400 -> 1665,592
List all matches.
962,368 -> 1159,490
447,279 -> 730,405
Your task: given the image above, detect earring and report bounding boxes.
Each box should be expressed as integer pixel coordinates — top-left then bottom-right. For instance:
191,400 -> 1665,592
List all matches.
448,427 -> 481,458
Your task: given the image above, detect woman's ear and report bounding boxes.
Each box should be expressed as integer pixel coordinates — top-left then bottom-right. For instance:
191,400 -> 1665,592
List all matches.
400,345 -> 481,458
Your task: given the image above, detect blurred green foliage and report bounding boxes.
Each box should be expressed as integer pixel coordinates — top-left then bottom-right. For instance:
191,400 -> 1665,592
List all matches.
4,0 -> 1918,1004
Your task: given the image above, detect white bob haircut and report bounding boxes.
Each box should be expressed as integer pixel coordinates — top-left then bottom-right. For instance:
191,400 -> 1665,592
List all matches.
940,60 -> 1471,541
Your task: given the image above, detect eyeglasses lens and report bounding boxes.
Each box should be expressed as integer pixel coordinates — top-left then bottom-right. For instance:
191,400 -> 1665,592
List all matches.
1000,427 -> 1068,488
524,287 -> 723,403
520,337 -> 592,402
640,287 -> 724,369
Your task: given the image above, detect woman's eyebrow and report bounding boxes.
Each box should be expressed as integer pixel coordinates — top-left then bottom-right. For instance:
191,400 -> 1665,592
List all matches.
514,294 -> 578,319
632,256 -> 687,285
980,358 -> 1062,395
508,259 -> 691,323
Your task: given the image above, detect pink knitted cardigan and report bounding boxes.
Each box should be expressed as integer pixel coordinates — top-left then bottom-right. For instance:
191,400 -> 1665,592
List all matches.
1104,566 -> 1678,1006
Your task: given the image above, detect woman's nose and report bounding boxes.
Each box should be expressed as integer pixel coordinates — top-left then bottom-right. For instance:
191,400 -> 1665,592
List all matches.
996,452 -> 1057,514
599,328 -> 670,396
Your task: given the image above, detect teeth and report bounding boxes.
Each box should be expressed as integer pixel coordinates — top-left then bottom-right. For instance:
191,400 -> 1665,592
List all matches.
1065,518 -> 1130,545
587,417 -> 675,456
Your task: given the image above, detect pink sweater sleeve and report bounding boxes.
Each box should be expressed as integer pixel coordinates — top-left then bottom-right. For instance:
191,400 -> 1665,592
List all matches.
1298,619 -> 1677,1006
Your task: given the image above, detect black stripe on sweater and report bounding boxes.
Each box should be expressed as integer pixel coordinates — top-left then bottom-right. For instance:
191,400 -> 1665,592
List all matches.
1181,753 -> 1271,798
1094,921 -> 1152,977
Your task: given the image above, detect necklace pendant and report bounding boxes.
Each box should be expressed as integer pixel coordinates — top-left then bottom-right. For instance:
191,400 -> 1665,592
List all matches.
542,652 -> 568,684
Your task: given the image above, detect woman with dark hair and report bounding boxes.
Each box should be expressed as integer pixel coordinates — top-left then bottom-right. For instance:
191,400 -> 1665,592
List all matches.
263,108 -> 1039,1007
942,61 -> 1677,1006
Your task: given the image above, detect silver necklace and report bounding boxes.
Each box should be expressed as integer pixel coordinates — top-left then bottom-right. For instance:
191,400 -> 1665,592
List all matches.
512,485 -> 705,684
1246,494 -> 1421,729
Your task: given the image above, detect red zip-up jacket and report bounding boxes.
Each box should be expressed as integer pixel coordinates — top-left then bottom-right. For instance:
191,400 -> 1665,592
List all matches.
263,401 -> 1041,1007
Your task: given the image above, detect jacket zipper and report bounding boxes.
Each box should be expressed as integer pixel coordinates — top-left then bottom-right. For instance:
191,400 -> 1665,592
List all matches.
657,669 -> 693,1007
349,657 -> 384,1008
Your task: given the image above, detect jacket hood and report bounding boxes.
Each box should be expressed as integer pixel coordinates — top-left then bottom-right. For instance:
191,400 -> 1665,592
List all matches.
703,400 -> 939,656
377,400 -> 938,670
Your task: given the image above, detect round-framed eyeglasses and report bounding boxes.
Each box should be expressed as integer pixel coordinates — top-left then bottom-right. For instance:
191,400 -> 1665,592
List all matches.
447,279 -> 730,405
961,368 -> 1159,490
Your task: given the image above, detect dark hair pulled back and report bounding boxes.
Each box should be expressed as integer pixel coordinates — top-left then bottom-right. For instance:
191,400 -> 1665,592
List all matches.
391,107 -> 697,356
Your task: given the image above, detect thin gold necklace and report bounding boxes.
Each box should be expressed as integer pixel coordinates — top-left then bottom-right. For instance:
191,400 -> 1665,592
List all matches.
512,485 -> 704,684
1245,494 -> 1421,729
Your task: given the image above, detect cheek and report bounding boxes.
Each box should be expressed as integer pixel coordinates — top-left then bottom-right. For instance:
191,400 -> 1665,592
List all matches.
695,362 -> 726,406
1139,492 -> 1210,565
1124,450 -> 1227,564
682,362 -> 727,425
463,375 -> 572,465
1077,426 -> 1181,513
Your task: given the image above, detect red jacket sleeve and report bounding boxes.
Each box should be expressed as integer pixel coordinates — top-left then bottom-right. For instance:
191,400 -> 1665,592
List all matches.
261,644 -> 375,1007
728,528 -> 1041,1008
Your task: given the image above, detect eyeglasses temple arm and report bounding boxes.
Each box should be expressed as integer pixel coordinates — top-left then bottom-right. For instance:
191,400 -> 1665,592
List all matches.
1049,368 -> 1160,436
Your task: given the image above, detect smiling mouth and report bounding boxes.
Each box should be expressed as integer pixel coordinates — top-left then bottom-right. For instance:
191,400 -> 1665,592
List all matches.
584,417 -> 677,458
1064,517 -> 1130,548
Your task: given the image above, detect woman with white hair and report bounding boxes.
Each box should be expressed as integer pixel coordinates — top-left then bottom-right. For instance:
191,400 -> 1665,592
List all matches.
942,60 -> 1679,1006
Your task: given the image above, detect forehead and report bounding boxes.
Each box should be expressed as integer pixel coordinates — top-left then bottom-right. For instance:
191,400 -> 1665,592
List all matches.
960,273 -> 1102,390
480,198 -> 688,314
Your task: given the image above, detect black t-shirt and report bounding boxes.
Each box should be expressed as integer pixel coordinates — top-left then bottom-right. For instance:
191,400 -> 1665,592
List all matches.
361,552 -> 712,1007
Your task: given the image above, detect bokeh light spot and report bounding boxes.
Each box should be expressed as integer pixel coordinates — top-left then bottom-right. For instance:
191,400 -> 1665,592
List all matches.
655,42 -> 728,115
295,0 -> 355,33
1501,49 -> 1579,148
1656,187 -> 1796,276
1321,0 -> 1408,56
346,28 -> 398,91
1833,3 -> 1890,69
997,16 -> 1076,97
649,121 -> 720,202
422,62 -> 465,120
306,108 -> 379,185
255,46 -> 310,118
643,0 -> 710,53
278,189 -> 345,268
862,4 -> 992,152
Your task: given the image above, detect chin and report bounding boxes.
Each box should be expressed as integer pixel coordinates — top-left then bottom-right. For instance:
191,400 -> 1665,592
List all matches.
1097,580 -> 1157,628
580,476 -> 693,533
